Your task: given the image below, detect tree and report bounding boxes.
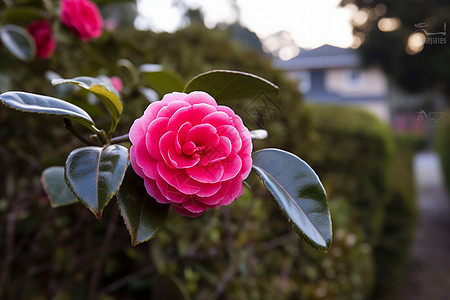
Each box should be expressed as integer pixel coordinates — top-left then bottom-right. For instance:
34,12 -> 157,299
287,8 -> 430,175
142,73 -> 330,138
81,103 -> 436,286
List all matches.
340,0 -> 450,101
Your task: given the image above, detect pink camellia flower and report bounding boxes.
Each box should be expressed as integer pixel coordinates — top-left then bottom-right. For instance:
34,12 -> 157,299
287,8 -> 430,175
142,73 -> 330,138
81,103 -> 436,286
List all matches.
110,76 -> 123,93
60,0 -> 103,42
27,20 -> 56,59
129,91 -> 252,217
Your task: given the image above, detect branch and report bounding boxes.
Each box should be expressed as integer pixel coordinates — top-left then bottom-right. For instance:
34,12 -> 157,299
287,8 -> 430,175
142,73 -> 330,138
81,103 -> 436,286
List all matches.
110,134 -> 129,144
64,119 -> 96,146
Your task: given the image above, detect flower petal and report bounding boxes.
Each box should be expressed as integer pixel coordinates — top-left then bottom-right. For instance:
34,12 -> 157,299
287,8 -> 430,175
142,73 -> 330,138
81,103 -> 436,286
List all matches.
200,136 -> 232,166
176,122 -> 192,154
143,178 -> 171,204
183,91 -> 218,107
158,131 -> 176,168
219,152 -> 242,181
168,146 -> 200,169
197,182 -> 222,197
134,137 -> 158,179
161,92 -> 187,103
202,111 -> 232,127
145,117 -> 169,160
155,175 -> 190,203
216,125 -> 242,152
172,204 -> 205,218
239,153 -> 252,180
181,197 -> 210,213
130,146 -> 144,177
197,180 -> 232,205
186,163 -> 224,183
185,124 -> 219,148
167,104 -> 216,131
157,162 -> 202,194
217,177 -> 243,206
157,100 -> 190,118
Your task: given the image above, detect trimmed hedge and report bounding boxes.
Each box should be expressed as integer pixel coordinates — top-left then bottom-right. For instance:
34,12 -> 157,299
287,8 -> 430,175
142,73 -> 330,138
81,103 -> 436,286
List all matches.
301,105 -> 417,300
436,110 -> 450,193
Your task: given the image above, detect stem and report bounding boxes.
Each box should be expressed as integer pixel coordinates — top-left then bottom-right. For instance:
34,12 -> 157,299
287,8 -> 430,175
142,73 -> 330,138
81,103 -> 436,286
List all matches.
64,119 -> 95,146
110,134 -> 130,144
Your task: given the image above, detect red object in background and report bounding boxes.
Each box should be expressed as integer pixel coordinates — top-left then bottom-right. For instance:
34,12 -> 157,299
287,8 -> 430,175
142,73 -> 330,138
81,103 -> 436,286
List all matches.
27,20 -> 56,59
60,0 -> 103,42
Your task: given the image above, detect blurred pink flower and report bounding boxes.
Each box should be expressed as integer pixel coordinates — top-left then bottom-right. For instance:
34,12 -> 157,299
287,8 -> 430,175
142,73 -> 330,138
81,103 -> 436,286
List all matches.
60,0 -> 103,42
27,20 -> 56,59
129,91 -> 252,217
110,76 -> 122,93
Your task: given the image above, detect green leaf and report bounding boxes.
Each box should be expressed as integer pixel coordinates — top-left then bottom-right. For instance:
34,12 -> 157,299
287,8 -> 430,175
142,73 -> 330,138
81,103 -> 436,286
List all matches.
0,24 -> 35,61
117,167 -> 169,246
0,91 -> 98,132
184,70 -> 279,102
41,166 -> 79,207
1,7 -> 48,25
140,64 -> 185,98
52,76 -> 123,134
65,145 -> 129,220
252,148 -> 332,251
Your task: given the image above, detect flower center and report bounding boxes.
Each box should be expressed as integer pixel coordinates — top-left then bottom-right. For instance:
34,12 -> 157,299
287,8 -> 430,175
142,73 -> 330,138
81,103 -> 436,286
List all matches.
182,141 -> 205,158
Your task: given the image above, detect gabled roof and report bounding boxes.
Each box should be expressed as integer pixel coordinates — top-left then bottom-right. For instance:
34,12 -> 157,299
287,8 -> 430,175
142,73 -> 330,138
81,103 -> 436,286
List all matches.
275,45 -> 360,70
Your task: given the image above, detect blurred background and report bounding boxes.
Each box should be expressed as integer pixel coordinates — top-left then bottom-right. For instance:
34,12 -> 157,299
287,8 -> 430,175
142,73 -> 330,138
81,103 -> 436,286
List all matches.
0,0 -> 449,299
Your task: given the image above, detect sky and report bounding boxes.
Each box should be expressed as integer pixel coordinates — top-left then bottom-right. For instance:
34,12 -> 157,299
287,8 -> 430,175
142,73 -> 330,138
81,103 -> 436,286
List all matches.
135,0 -> 357,60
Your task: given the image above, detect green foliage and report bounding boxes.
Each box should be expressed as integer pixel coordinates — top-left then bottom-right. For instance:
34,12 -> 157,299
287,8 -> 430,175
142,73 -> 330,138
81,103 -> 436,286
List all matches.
340,0 -> 450,97
52,76 -> 123,135
301,105 -> 418,300
0,24 -> 35,61
65,145 -> 129,220
302,105 -> 394,245
436,112 -> 450,192
252,148 -> 332,251
140,65 -> 185,97
41,166 -> 78,207
371,134 -> 418,299
118,168 -> 169,246
0,91 -> 98,133
184,69 -> 279,101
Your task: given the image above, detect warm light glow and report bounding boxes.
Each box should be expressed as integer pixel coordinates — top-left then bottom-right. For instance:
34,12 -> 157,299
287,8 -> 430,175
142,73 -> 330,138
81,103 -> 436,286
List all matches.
352,10 -> 369,26
279,46 -> 300,61
351,32 -> 365,48
378,18 -> 401,32
406,32 -> 426,55
374,4 -> 387,17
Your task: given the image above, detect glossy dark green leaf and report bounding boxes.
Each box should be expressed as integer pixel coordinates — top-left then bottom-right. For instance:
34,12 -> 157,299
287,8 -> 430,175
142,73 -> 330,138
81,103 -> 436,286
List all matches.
41,166 -> 78,207
52,76 -> 123,133
0,91 -> 98,131
0,24 -> 35,61
252,148 -> 332,251
184,70 -> 279,102
117,167 -> 169,246
140,64 -> 185,97
65,145 -> 129,220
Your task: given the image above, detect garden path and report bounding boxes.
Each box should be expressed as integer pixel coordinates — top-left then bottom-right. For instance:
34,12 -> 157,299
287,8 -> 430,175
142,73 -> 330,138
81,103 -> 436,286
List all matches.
396,151 -> 450,300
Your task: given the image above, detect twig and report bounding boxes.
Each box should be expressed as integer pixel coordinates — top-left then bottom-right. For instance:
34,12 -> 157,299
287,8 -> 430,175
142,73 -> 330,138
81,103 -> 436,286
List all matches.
64,119 -> 95,146
110,134 -> 129,144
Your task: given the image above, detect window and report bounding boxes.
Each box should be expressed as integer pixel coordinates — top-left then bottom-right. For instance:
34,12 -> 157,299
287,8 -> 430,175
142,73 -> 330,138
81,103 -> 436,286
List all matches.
294,71 -> 311,93
345,69 -> 363,88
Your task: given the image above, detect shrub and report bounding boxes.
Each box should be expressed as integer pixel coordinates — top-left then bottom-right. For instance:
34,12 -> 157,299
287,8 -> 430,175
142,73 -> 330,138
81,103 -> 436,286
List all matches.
436,110 -> 450,193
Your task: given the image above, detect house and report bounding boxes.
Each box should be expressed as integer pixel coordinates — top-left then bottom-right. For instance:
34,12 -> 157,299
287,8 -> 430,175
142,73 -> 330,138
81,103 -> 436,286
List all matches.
275,45 -> 390,122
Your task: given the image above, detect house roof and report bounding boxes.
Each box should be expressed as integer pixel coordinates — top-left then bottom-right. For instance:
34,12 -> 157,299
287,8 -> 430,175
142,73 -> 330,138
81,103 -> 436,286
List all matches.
275,45 -> 360,70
